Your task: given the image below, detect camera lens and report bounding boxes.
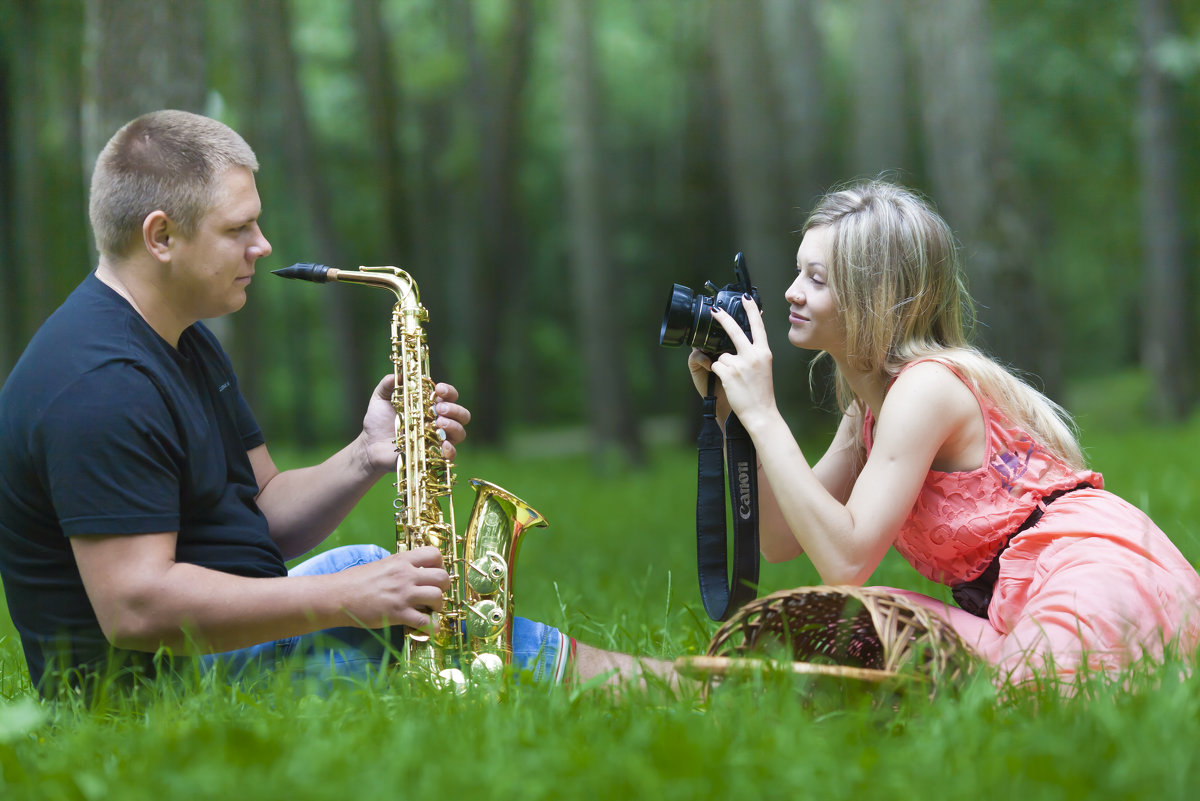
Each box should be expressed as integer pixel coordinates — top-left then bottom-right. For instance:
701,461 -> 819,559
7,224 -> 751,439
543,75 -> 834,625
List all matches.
659,284 -> 698,348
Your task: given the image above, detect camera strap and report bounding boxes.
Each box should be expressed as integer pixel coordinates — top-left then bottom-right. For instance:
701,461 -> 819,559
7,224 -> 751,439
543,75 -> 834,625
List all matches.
696,373 -> 760,621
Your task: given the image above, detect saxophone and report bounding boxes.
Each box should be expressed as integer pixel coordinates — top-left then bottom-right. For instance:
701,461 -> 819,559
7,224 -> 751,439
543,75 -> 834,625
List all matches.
273,263 -> 549,686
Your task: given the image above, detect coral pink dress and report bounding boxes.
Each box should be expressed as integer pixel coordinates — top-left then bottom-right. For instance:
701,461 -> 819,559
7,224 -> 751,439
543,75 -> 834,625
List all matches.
863,361 -> 1200,684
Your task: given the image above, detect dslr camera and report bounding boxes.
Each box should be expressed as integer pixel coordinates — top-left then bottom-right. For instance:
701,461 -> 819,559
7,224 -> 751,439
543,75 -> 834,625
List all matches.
658,252 -> 761,357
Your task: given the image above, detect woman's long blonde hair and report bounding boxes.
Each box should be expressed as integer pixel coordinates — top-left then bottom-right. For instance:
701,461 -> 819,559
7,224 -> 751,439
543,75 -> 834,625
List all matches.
804,180 -> 1085,469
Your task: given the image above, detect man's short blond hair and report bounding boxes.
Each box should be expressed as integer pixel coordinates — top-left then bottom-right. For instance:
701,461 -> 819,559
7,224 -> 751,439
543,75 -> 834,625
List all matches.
88,110 -> 259,258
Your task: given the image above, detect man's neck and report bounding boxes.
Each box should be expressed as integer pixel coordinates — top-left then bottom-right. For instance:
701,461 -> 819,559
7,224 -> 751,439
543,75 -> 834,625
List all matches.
95,256 -> 190,347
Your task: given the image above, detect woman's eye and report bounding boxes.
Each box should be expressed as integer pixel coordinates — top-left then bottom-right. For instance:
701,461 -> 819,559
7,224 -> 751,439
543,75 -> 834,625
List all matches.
795,266 -> 826,286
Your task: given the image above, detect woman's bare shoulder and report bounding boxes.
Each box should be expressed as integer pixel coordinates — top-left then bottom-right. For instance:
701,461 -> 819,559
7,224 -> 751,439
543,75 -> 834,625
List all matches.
879,360 -> 984,471
875,361 -> 979,444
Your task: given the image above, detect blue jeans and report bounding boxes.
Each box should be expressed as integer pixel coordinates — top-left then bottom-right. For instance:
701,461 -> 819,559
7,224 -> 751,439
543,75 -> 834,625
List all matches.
200,544 -> 569,686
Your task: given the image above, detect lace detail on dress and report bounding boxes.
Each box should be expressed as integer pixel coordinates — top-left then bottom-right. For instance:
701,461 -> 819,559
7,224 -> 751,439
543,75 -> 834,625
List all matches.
864,362 -> 1103,585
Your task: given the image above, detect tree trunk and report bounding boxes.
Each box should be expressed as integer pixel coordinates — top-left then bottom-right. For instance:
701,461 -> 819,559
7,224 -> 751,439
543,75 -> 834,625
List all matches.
259,0 -> 366,444
658,43 -> 737,425
81,0 -> 215,337
4,0 -> 95,380
0,41 -> 10,379
7,1 -> 52,366
852,0 -> 910,176
762,0 -> 829,207
449,0 -> 539,446
81,0 -> 206,176
709,0 -> 789,283
559,0 -> 645,468
226,0 -> 273,420
756,0 -> 836,418
907,0 -> 1061,396
351,0 -> 407,266
710,0 -> 823,416
1,1 -> 37,382
55,6 -> 90,300
1136,0 -> 1192,420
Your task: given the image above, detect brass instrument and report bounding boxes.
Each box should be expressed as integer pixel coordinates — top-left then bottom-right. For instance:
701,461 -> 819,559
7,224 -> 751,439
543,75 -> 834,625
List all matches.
273,263 -> 548,686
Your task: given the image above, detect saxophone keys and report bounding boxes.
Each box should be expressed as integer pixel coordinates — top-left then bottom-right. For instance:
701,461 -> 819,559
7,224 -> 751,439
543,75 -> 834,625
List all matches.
466,552 -> 508,595
466,600 -> 506,639
437,668 -> 468,694
470,653 -> 504,681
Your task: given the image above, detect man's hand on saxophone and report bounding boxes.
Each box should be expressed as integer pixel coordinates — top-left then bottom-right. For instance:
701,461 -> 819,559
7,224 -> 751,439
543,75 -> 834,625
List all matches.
333,545 -> 452,633
430,382 -> 472,460
359,374 -> 472,471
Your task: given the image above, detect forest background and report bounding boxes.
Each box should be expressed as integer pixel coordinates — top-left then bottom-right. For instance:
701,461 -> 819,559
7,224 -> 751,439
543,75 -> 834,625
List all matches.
4,5 -> 1200,796
2,0 -> 1199,463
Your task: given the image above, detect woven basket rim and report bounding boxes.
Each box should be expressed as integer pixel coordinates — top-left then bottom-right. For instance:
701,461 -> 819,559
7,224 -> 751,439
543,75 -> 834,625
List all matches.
675,654 -> 909,684
699,585 -> 978,684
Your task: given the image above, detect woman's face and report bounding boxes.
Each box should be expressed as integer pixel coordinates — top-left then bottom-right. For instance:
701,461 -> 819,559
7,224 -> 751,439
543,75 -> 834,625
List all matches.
785,225 -> 844,354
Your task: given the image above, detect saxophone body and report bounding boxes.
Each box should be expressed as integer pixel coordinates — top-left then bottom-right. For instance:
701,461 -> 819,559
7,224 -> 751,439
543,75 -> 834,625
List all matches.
273,263 -> 548,684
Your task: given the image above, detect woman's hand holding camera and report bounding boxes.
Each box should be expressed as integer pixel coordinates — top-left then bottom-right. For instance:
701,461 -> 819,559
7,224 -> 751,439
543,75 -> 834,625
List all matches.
687,349 -> 732,426
705,299 -> 778,433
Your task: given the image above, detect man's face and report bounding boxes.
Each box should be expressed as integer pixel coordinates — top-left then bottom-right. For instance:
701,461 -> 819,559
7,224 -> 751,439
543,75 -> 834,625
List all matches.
168,166 -> 271,320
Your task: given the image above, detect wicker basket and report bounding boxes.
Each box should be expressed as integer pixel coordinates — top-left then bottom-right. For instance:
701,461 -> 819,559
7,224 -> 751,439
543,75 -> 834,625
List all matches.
676,586 -> 978,694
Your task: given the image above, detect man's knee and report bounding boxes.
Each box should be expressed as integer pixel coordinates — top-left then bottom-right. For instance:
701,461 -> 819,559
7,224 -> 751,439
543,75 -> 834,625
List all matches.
511,617 -> 573,684
288,544 -> 389,577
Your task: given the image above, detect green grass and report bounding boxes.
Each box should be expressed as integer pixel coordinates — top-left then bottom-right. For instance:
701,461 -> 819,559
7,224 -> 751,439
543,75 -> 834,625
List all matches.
3,398 -> 1200,799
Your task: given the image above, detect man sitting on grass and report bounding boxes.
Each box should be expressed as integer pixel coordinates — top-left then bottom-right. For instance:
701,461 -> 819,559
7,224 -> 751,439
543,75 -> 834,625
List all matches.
0,109 -> 668,698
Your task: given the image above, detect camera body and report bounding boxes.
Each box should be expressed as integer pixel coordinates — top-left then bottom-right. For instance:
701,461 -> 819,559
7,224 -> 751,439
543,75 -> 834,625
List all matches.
659,252 -> 760,356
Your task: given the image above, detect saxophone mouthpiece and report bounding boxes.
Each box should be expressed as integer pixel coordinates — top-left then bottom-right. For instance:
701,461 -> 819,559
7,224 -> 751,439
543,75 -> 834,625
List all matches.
272,263 -> 336,283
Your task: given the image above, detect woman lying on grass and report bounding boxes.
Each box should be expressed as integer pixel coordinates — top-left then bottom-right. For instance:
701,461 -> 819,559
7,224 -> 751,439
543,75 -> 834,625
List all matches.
688,179 -> 1200,686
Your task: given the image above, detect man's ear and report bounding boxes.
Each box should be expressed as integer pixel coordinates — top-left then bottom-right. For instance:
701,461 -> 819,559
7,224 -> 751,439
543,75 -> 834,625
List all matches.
142,211 -> 174,263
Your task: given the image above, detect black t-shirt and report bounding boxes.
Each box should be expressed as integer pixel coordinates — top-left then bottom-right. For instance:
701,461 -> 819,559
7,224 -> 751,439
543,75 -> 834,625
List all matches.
0,273 -> 286,691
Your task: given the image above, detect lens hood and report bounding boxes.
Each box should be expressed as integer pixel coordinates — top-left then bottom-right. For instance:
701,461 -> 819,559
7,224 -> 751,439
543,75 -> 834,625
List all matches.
659,284 -> 697,347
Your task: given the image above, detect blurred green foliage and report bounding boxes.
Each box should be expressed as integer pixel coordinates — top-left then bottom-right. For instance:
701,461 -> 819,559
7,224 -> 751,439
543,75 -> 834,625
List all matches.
2,0 -> 1198,442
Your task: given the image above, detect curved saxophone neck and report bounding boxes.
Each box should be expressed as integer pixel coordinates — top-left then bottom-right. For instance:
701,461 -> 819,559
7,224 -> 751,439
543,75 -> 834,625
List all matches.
273,263 -> 421,307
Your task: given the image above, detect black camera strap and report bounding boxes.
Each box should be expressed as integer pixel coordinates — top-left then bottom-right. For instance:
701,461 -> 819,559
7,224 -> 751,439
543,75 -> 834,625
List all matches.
696,374 -> 760,621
